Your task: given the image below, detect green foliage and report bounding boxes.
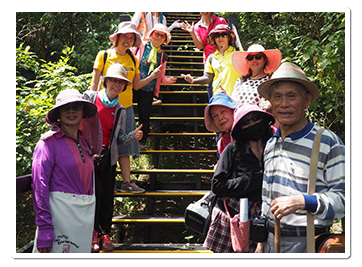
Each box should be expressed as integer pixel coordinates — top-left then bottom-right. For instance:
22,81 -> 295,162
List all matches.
16,44 -> 91,176
16,12 -> 133,74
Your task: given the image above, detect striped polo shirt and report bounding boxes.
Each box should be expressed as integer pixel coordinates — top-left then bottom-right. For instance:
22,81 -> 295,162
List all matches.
261,121 -> 345,227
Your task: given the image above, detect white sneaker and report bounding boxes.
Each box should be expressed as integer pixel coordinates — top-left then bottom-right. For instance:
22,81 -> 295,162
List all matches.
153,97 -> 162,104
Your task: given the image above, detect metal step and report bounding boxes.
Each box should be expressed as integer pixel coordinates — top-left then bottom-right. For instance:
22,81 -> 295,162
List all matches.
114,190 -> 209,197
112,215 -> 184,225
130,168 -> 214,173
102,243 -> 212,253
139,149 -> 217,154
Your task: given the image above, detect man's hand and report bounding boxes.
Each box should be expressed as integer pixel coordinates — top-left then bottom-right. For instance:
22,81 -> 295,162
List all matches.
270,195 -> 305,220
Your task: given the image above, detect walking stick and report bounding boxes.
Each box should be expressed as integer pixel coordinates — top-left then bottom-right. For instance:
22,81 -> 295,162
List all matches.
275,218 -> 281,253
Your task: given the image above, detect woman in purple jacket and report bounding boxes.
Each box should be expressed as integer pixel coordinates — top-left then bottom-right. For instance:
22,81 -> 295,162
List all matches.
31,89 -> 102,253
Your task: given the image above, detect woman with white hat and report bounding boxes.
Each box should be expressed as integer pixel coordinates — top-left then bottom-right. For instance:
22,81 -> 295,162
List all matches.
84,62 -> 144,252
32,89 -> 102,253
231,44 -> 282,110
133,23 -> 177,149
90,22 -> 160,194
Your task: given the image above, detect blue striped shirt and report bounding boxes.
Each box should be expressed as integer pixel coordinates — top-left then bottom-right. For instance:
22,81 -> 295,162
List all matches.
261,122 -> 345,227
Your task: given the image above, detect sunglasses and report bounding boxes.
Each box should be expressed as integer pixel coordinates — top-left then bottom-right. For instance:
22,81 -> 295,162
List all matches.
60,103 -> 83,112
214,32 -> 228,38
240,116 -> 262,126
246,54 -> 265,61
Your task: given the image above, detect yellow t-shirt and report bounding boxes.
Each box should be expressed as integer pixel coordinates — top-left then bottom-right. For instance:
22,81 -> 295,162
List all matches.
204,46 -> 241,96
93,48 -> 140,108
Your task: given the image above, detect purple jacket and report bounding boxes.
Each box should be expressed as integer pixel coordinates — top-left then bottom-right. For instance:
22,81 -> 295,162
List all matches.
32,130 -> 95,248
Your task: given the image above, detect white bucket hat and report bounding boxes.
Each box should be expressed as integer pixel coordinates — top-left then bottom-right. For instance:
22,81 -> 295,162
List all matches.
109,21 -> 142,47
102,62 -> 132,87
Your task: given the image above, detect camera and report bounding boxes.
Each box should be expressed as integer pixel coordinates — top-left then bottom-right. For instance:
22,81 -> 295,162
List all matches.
250,216 -> 268,242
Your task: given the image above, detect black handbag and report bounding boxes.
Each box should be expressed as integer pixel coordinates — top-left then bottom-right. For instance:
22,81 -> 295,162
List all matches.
184,191 -> 217,236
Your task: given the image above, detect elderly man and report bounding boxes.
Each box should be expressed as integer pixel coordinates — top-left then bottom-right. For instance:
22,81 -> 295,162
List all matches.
255,62 -> 345,253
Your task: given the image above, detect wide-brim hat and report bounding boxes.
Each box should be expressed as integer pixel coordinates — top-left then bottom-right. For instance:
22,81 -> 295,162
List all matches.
257,62 -> 319,101
208,24 -> 236,46
102,62 -> 132,86
232,44 -> 282,76
46,89 -> 97,124
204,93 -> 240,132
148,23 -> 172,45
109,21 -> 142,47
231,103 -> 275,134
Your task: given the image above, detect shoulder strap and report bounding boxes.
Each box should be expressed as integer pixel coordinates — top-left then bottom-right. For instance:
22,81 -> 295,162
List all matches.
306,128 -> 325,253
126,49 -> 136,67
102,50 -> 108,76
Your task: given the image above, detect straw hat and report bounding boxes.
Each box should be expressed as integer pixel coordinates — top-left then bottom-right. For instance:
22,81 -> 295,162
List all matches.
102,62 -> 132,86
257,62 -> 320,101
109,21 -> 142,47
204,93 -> 240,132
148,23 -> 172,45
46,89 -> 97,124
232,44 -> 282,76
207,24 -> 236,46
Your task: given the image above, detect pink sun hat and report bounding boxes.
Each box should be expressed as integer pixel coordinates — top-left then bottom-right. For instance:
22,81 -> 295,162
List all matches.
109,21 -> 142,47
232,44 -> 282,76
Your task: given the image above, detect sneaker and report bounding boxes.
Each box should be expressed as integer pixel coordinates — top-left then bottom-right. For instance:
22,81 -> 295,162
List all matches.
100,234 -> 114,252
153,97 -> 162,105
91,231 -> 100,253
121,181 -> 145,193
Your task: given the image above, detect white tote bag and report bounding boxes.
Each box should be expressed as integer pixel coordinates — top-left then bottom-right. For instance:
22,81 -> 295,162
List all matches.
33,191 -> 95,253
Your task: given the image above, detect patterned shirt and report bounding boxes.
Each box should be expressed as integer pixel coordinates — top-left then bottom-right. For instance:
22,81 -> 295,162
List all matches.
232,76 -> 269,105
261,122 -> 345,227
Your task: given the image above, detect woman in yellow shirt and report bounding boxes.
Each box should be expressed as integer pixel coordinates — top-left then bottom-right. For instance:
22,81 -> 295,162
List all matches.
181,24 -> 241,97
90,21 -> 162,193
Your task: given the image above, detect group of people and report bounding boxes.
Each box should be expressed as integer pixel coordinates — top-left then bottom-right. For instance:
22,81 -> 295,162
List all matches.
30,12 -> 345,254
196,14 -> 345,253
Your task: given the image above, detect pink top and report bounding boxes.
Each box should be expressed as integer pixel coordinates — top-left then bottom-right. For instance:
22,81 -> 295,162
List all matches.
194,14 -> 228,63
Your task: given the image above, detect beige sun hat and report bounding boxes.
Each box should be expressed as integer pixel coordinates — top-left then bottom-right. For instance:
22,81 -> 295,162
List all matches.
257,62 -> 320,101
232,44 -> 282,76
148,23 -> 172,45
109,21 -> 142,47
101,62 -> 132,86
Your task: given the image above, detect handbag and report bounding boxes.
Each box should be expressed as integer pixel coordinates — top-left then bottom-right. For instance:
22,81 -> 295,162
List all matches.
223,198 -> 250,253
184,191 -> 217,236
306,128 -> 345,253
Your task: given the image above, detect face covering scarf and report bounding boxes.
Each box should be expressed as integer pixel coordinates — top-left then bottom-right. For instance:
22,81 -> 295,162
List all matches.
232,120 -> 270,142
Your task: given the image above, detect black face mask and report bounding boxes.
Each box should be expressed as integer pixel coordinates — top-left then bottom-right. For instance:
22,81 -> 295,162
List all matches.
232,120 -> 269,142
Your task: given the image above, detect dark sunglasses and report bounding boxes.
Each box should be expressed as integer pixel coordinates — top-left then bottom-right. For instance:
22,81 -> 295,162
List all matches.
240,116 -> 262,126
60,103 -> 83,112
214,32 -> 228,38
246,54 -> 265,61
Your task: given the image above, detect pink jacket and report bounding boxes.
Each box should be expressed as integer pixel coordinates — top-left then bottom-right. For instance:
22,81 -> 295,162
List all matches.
132,43 -> 176,97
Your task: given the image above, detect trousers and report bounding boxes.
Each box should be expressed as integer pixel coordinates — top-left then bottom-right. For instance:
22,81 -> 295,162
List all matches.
134,89 -> 153,142
94,146 -> 117,234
